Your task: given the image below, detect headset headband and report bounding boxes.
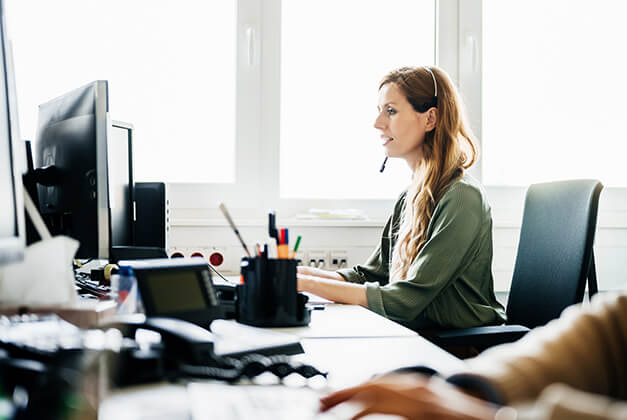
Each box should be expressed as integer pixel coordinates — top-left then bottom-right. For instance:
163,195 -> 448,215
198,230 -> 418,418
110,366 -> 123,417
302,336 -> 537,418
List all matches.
407,66 -> 438,112
424,66 -> 437,97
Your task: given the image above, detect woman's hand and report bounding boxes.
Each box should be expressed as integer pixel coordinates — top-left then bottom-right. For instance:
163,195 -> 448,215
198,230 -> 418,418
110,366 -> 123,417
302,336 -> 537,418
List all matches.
297,266 -> 344,281
319,374 -> 499,420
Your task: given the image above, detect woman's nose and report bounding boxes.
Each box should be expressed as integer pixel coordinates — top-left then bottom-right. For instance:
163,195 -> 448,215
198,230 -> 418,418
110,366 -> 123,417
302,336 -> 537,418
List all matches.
374,114 -> 385,130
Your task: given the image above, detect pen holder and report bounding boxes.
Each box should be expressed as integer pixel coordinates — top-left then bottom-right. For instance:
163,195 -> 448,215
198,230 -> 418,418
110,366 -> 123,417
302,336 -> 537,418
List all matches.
237,257 -> 311,327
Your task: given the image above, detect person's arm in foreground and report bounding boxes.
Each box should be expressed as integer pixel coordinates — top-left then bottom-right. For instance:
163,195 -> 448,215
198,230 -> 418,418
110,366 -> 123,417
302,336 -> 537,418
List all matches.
320,374 -> 499,420
320,293 -> 627,420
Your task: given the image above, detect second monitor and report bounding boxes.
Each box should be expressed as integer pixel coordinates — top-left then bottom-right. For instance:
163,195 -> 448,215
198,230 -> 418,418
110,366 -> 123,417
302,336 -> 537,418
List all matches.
33,80 -> 134,260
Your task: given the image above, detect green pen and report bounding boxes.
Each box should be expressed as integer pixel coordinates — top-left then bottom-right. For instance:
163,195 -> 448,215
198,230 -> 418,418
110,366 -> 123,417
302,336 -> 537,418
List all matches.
292,235 -> 302,259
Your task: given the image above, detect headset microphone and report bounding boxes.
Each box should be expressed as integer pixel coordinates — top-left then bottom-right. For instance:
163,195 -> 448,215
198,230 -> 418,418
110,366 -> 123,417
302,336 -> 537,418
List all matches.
379,156 -> 388,173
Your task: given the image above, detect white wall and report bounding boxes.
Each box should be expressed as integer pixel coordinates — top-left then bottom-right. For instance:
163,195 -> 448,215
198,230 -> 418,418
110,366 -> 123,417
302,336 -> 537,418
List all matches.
167,185 -> 627,293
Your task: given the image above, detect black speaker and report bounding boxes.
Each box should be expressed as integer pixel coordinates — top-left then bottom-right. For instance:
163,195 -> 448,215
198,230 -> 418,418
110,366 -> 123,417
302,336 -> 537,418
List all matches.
133,182 -> 168,248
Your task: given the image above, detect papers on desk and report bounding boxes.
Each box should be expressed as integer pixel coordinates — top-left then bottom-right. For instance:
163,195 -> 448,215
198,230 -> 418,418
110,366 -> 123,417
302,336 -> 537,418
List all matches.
210,319 -> 302,357
295,208 -> 368,220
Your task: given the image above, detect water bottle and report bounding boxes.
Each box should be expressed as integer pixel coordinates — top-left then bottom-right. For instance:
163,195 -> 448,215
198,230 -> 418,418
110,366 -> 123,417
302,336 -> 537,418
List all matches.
111,265 -> 137,312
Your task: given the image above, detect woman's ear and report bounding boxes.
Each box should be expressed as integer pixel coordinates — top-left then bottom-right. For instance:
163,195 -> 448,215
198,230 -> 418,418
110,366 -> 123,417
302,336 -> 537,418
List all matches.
425,108 -> 438,131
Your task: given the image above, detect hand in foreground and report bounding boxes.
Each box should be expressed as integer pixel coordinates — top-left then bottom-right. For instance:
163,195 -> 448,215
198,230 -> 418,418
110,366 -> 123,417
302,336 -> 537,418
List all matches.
319,374 -> 499,420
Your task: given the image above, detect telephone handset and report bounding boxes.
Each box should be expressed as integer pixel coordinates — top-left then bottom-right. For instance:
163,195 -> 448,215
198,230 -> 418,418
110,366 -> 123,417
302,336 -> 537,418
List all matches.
103,313 -> 217,366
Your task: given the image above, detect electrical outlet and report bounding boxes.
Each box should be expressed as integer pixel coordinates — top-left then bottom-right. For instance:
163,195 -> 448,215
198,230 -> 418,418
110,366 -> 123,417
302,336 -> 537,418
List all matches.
329,250 -> 348,270
293,250 -> 306,264
306,249 -> 328,269
168,248 -> 187,259
167,247 -> 227,269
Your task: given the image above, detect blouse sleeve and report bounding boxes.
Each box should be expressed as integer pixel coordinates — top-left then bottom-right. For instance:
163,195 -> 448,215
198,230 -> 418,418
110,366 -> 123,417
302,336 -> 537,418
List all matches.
336,216 -> 391,286
365,184 -> 484,321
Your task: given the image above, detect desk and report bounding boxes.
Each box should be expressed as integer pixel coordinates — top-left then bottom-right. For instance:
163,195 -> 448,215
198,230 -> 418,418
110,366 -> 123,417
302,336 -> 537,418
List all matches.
301,336 -> 463,388
270,303 -> 417,339
99,303 -> 464,419
0,299 -> 116,328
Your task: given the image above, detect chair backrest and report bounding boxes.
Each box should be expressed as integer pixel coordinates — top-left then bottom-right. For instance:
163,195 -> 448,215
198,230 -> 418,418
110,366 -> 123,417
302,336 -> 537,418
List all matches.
506,179 -> 603,328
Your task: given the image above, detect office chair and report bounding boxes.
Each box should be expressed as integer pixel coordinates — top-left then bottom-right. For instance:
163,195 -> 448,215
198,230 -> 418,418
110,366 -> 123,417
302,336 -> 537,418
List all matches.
422,179 -> 603,353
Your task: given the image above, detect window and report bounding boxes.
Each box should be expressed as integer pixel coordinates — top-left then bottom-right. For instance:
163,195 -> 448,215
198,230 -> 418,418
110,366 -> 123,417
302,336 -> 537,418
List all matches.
482,0 -> 627,186
6,0 -> 236,183
280,0 -> 436,199
6,0 -> 440,212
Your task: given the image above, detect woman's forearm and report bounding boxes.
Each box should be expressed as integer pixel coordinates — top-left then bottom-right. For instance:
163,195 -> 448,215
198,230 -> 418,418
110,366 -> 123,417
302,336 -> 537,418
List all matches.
297,266 -> 346,281
298,275 -> 368,306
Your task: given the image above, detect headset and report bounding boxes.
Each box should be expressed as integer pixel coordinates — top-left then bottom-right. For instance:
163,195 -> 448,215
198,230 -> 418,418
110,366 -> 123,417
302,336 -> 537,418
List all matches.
380,66 -> 438,173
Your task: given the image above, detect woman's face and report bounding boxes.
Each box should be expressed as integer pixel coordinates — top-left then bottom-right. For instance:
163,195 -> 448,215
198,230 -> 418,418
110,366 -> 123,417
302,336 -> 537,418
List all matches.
374,82 -> 429,169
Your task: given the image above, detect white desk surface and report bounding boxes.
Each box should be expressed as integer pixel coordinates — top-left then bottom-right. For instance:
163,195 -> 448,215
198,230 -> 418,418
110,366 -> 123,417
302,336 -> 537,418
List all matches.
267,303 -> 417,338
300,336 -> 463,388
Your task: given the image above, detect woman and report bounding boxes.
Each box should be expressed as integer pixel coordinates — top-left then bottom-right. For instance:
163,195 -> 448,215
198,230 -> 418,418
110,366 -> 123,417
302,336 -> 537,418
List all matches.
297,66 -> 505,330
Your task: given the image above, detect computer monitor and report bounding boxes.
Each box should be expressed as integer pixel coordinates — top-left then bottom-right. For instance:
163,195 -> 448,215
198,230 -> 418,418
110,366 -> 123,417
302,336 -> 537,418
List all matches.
34,80 -> 112,259
0,0 -> 25,265
109,120 -> 135,248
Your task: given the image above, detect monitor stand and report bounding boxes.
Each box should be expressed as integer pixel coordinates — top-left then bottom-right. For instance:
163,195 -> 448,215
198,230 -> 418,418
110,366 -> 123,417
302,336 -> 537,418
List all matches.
110,246 -> 167,264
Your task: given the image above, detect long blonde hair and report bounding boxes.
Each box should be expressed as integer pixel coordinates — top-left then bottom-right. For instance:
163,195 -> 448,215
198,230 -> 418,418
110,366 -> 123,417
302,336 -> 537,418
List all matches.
386,66 -> 477,282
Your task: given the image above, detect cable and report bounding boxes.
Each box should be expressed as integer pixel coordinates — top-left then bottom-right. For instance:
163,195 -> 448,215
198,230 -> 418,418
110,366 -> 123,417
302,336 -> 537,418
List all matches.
73,258 -> 94,269
207,263 -> 237,284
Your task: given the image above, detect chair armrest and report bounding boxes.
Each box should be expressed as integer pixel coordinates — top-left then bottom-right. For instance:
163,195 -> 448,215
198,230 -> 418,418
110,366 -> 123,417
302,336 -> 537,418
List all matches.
422,325 -> 530,349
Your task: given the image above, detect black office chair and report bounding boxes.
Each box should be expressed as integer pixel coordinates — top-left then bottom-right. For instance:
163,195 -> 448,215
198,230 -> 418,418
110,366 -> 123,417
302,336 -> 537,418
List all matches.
423,179 -> 603,352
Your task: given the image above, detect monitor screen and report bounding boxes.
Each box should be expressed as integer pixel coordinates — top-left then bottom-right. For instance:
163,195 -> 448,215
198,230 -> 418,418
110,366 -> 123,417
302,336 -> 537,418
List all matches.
0,0 -> 24,265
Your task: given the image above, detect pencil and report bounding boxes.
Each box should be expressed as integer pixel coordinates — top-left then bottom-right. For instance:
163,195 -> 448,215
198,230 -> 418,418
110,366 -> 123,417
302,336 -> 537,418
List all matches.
218,203 -> 252,258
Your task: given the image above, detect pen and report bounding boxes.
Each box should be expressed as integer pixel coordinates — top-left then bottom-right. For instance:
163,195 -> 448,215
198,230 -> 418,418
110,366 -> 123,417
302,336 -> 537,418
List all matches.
219,203 -> 252,258
292,235 -> 302,254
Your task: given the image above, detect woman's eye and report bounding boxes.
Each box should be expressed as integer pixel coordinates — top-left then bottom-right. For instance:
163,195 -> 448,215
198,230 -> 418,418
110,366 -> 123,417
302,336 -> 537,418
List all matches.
386,107 -> 396,115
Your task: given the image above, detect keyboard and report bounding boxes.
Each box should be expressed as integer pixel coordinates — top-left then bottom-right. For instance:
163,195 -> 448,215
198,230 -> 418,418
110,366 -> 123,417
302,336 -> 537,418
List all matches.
187,383 -> 378,420
0,314 -> 84,361
74,271 -> 110,298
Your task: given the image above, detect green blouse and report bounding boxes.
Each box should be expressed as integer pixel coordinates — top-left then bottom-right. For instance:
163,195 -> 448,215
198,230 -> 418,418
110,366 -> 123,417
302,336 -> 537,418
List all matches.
337,175 -> 506,330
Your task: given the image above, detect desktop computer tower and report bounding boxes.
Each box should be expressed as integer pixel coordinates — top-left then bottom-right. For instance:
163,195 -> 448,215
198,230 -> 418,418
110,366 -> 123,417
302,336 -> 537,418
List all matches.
134,182 -> 169,249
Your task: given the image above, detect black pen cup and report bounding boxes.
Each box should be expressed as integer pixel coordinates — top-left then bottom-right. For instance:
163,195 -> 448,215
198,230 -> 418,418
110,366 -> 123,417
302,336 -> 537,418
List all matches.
237,257 -> 311,327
